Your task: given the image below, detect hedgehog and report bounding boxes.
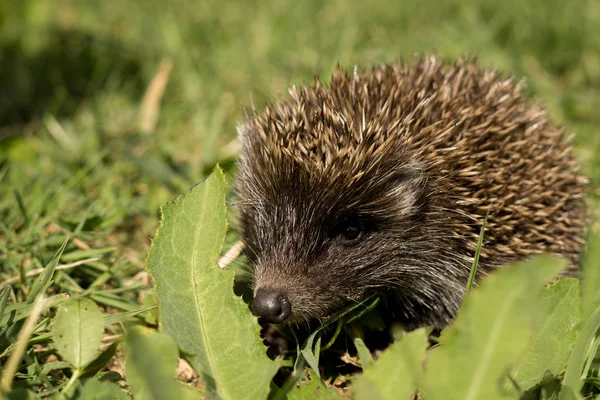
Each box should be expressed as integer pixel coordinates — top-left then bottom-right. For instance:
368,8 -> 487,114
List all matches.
234,57 -> 587,330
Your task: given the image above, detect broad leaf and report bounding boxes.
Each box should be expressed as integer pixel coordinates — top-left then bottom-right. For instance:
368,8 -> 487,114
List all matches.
78,378 -> 128,400
581,232 -> 600,322
125,330 -> 193,400
510,279 -> 580,390
422,255 -> 566,400
53,298 -> 104,369
146,167 -> 279,400
560,304 -> 600,399
353,329 -> 428,400
287,370 -> 341,400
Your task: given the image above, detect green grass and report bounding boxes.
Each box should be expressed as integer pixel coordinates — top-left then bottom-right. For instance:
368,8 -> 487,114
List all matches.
0,0 -> 599,398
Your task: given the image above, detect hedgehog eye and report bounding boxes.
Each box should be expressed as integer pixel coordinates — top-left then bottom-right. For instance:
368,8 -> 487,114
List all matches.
342,223 -> 362,241
339,218 -> 364,242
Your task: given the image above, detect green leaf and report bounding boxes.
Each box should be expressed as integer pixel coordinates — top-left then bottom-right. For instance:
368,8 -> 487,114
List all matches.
559,385 -> 584,400
78,378 -> 128,400
102,306 -> 157,326
90,292 -> 139,311
53,298 -> 104,369
300,331 -> 322,378
146,167 -> 279,400
560,303 -> 600,400
464,214 -> 487,299
1,294 -> 68,328
4,388 -> 35,400
81,341 -> 119,378
287,370 -> 341,400
345,325 -> 373,369
275,297 -> 382,399
40,361 -> 71,375
0,294 -> 68,351
141,291 -> 159,325
0,286 -> 11,325
353,329 -> 428,400
581,231 -> 600,322
125,330 -> 194,400
509,279 -> 580,390
27,237 -> 68,303
421,255 -> 566,400
97,371 -> 123,384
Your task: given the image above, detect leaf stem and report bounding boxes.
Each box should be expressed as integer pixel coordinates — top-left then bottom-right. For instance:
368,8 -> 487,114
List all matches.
61,369 -> 81,397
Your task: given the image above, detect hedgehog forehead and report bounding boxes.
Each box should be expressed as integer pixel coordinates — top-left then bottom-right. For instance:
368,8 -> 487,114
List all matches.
244,87 -> 401,176
238,158 -> 408,225
237,128 -> 414,222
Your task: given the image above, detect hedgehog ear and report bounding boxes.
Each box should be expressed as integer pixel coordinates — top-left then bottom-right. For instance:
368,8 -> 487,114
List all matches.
389,161 -> 428,217
394,162 -> 424,183
390,160 -> 425,187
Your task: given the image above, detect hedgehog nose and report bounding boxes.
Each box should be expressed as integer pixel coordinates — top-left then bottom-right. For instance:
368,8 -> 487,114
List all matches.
252,289 -> 291,323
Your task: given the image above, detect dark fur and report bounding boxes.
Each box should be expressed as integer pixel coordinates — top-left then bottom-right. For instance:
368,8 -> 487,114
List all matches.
235,57 -> 587,329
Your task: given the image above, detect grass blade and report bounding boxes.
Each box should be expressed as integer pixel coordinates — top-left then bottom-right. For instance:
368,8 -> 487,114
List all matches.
1,294 -> 68,328
13,189 -> 29,226
0,287 -> 11,325
103,306 -> 157,326
346,324 -> 374,369
27,237 -> 68,304
464,214 -> 487,299
0,296 -> 46,394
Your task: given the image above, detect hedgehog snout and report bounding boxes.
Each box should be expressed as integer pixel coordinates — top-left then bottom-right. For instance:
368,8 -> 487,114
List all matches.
252,288 -> 292,323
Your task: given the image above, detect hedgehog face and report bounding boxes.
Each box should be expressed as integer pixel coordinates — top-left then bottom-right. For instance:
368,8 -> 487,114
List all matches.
237,163 -> 417,325
236,148 -> 465,327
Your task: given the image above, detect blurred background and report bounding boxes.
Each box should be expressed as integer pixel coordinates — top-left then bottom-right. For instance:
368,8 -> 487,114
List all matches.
1,0 -> 599,285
